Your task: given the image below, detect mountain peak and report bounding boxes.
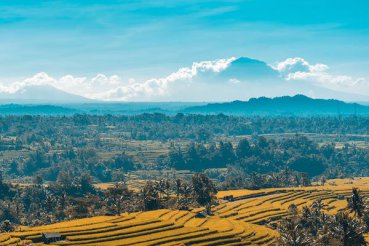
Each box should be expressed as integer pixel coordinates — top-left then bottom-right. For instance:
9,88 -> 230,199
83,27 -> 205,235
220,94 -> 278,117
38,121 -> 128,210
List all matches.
220,57 -> 278,80
231,57 -> 268,65
0,84 -> 93,104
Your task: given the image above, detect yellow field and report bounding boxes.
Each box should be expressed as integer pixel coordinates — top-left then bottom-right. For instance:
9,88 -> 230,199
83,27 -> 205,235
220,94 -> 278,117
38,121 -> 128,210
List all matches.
3,209 -> 277,246
3,177 -> 369,246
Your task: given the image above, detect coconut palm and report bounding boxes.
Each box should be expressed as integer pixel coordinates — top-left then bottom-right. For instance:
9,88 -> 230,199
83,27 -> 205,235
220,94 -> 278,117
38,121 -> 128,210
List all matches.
347,188 -> 365,218
278,218 -> 310,246
328,212 -> 366,246
311,199 -> 328,213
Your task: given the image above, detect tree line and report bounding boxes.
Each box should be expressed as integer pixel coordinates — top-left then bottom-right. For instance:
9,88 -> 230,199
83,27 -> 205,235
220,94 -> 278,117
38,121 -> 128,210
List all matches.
5,133 -> 369,188
0,172 -> 217,231
2,114 -> 369,145
163,135 -> 369,189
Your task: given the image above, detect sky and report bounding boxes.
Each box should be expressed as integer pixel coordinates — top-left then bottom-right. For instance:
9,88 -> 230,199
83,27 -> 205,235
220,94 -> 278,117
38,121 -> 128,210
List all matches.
0,0 -> 369,101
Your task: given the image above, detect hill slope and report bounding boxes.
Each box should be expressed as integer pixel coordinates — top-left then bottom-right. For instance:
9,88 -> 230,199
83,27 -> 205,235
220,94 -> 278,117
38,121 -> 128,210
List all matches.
182,95 -> 369,115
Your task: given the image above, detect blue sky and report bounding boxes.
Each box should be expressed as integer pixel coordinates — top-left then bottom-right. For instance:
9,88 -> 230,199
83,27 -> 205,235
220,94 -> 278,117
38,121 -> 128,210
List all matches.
0,0 -> 369,101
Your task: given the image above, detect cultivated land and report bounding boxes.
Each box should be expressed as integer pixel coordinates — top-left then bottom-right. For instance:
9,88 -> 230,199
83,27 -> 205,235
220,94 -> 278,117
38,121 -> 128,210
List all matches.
7,131 -> 369,185
2,178 -> 369,246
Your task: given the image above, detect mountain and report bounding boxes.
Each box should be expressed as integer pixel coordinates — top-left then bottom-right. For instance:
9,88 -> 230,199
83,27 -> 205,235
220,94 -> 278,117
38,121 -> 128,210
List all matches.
0,57 -> 367,103
219,57 -> 278,80
0,95 -> 367,116
182,95 -> 369,115
0,85 -> 93,104
169,56 -> 369,102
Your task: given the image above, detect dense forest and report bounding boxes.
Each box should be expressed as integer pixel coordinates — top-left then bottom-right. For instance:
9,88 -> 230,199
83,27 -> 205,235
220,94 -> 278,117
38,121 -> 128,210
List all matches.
1,114 -> 369,142
1,114 -> 369,185
165,135 -> 369,188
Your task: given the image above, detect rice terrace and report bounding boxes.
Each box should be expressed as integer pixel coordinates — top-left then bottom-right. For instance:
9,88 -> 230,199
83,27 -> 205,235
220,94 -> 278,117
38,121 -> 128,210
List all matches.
0,177 -> 368,245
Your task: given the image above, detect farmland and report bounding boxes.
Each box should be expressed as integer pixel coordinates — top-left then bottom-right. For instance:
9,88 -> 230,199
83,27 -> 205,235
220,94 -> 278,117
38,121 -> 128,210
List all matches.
2,209 -> 277,246
2,115 -> 369,244
3,114 -> 369,186
1,177 -> 368,245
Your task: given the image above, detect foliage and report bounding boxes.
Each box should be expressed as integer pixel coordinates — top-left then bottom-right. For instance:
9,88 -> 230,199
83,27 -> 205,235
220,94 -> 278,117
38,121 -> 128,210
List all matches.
278,201 -> 366,246
347,188 -> 365,218
192,173 -> 217,214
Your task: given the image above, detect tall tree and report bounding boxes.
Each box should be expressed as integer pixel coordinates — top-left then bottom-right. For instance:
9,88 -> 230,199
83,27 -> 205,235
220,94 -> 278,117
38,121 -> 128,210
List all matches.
105,183 -> 132,215
236,138 -> 252,158
347,188 -> 365,218
329,212 -> 366,246
192,173 -> 217,215
142,181 -> 160,211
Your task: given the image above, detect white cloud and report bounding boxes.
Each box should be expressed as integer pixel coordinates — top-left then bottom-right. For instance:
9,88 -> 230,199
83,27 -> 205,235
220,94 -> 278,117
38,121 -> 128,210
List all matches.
2,56 -> 367,101
0,57 -> 236,101
0,72 -> 125,97
274,57 -> 369,94
95,57 -> 236,101
273,57 -> 328,75
229,78 -> 240,84
0,72 -> 57,94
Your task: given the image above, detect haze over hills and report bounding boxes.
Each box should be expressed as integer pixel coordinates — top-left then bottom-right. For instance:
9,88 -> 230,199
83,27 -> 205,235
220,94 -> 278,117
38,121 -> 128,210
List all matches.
0,56 -> 367,115
1,57 -> 368,103
183,95 -> 369,115
159,57 -> 369,102
0,95 -> 369,116
0,104 -> 78,115
0,84 -> 93,104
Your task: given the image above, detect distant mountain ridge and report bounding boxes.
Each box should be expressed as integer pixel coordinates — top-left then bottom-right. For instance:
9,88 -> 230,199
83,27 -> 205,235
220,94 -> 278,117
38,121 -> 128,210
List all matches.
0,57 -> 368,103
0,85 -> 93,104
182,95 -> 369,115
0,95 -> 368,116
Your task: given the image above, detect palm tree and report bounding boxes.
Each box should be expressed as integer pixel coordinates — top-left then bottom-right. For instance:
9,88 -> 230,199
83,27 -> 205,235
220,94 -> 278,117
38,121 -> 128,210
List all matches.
329,212 -> 366,246
278,218 -> 310,246
288,204 -> 299,218
347,188 -> 364,218
314,224 -> 332,246
309,200 -> 328,236
311,199 -> 328,213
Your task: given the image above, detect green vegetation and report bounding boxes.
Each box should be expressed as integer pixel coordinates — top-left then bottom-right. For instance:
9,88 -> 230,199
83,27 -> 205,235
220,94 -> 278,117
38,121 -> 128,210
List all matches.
2,113 -> 369,243
2,114 -> 369,184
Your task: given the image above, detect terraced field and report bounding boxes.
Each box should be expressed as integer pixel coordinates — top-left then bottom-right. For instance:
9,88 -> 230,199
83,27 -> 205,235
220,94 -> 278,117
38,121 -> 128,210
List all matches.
2,209 -> 277,246
2,177 -> 369,246
216,177 -> 369,227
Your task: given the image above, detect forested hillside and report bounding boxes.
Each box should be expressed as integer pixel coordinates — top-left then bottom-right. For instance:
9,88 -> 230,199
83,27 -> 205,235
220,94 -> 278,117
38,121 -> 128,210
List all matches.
183,95 -> 369,115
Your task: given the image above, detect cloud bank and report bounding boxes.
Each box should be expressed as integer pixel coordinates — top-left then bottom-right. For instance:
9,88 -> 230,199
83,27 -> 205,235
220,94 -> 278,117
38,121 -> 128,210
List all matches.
0,56 -> 368,101
274,57 -> 369,94
0,57 -> 237,101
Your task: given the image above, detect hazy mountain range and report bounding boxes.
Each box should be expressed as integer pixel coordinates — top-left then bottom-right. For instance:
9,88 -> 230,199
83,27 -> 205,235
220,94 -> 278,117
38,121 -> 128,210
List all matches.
0,57 -> 368,103
1,95 -> 369,116
182,95 -> 369,116
0,85 -> 92,104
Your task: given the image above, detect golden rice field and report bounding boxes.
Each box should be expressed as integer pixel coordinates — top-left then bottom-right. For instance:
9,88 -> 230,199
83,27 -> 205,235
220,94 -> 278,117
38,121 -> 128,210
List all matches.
2,177 -> 369,246
1,210 -> 277,246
